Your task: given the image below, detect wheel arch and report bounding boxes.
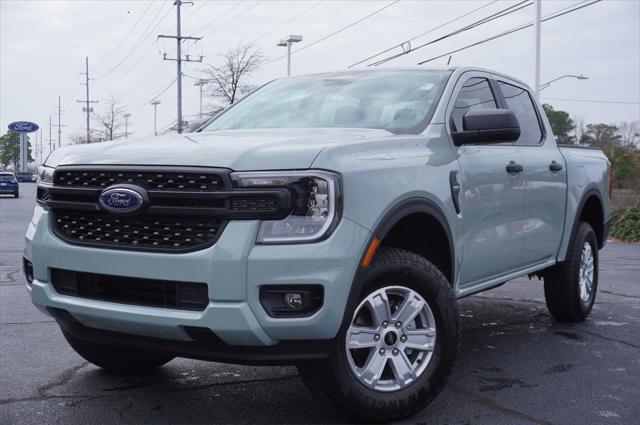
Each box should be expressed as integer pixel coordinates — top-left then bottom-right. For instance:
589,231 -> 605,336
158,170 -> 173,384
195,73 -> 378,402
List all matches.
570,188 -> 606,252
340,197 -> 455,333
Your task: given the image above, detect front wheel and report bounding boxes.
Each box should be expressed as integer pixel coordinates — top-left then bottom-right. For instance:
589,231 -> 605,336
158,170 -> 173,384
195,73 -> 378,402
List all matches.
63,331 -> 175,373
298,248 -> 460,422
14,191 -> 19,198
544,222 -> 599,321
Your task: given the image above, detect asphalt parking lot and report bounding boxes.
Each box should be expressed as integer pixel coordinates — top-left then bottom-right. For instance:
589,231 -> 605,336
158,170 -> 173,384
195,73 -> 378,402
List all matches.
1,184 -> 639,425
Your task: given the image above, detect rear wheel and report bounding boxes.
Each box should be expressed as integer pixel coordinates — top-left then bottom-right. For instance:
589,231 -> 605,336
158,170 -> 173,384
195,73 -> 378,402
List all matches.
298,248 -> 459,422
544,222 -> 599,321
63,331 -> 174,373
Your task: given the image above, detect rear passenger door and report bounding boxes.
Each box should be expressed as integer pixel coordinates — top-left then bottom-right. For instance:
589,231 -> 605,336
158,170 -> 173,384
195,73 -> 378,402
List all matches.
496,81 -> 567,265
449,75 -> 527,288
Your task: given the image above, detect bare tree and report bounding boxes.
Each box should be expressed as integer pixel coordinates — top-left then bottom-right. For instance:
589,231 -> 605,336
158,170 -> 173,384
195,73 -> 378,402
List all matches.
69,132 -> 101,144
619,121 -> 640,148
201,42 -> 265,111
92,95 -> 128,141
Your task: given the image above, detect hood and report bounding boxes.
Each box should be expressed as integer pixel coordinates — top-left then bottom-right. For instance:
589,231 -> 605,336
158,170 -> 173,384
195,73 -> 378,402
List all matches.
46,128 -> 394,171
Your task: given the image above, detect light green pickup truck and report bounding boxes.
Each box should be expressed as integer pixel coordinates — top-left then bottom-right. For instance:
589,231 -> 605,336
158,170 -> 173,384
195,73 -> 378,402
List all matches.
26,68 -> 611,422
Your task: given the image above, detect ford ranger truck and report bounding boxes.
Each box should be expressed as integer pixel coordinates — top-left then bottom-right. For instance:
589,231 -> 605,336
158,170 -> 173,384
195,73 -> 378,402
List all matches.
25,68 -> 611,422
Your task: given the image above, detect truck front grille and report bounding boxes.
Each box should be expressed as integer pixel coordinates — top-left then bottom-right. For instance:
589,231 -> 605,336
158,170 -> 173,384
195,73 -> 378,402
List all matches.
53,211 -> 224,251
51,269 -> 209,311
54,169 -> 224,191
38,166 -> 293,253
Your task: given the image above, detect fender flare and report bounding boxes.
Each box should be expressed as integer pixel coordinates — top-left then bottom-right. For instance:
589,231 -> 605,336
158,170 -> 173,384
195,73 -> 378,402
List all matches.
339,197 -> 455,334
564,187 -> 605,257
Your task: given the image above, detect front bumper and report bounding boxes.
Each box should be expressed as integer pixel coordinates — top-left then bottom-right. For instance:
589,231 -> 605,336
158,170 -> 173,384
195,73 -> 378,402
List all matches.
25,205 -> 370,349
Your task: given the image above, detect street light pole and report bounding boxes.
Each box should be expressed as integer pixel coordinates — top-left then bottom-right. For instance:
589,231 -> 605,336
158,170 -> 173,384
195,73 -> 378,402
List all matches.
534,0 -> 541,100
150,100 -> 161,136
193,79 -> 210,118
276,35 -> 303,76
539,74 -> 589,91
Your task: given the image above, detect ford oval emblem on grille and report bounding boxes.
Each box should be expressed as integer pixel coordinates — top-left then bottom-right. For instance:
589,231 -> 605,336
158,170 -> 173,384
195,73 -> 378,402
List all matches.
99,187 -> 145,214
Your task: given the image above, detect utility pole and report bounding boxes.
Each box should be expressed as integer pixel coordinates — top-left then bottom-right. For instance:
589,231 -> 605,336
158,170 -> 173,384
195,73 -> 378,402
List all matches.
193,79 -> 210,118
150,100 -> 161,136
158,0 -> 202,134
124,113 -> 131,139
48,115 -> 53,153
77,57 -> 98,143
534,0 -> 541,100
53,96 -> 66,148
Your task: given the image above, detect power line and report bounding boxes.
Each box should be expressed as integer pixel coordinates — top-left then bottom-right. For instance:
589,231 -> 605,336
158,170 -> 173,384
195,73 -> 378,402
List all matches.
62,78 -> 83,111
96,1 -> 172,80
116,61 -> 169,99
264,0 -> 401,66
542,97 -> 640,105
92,0 -> 155,70
60,73 -> 82,109
417,0 -> 601,65
249,1 -> 322,44
109,38 -> 164,88
192,1 -> 245,35
184,0 -> 212,22
201,0 -> 264,38
369,0 -> 533,67
131,78 -> 177,113
348,0 -> 499,68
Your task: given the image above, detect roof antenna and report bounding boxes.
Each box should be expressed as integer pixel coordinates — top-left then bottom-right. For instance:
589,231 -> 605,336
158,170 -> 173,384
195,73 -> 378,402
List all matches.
446,55 -> 452,65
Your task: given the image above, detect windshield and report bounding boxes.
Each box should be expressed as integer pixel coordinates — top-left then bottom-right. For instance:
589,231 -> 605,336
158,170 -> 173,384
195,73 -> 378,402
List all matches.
202,70 -> 450,134
0,175 -> 16,182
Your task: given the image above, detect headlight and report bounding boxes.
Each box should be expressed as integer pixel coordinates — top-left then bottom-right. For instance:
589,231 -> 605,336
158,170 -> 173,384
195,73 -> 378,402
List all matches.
38,166 -> 54,184
231,170 -> 342,244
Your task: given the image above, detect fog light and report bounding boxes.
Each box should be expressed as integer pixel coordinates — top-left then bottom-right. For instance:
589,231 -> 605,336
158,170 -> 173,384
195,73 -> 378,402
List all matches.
259,285 -> 323,318
23,258 -> 34,287
284,292 -> 304,310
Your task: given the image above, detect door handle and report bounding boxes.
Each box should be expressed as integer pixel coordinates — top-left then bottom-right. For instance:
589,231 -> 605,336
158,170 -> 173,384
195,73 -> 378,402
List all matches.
549,160 -> 563,172
506,161 -> 523,174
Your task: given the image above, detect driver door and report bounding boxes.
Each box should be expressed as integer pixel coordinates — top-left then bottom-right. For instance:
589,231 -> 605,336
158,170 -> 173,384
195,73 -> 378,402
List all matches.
449,75 -> 526,288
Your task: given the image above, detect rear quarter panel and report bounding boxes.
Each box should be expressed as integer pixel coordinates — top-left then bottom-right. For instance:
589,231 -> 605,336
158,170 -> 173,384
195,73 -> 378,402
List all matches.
557,147 -> 611,262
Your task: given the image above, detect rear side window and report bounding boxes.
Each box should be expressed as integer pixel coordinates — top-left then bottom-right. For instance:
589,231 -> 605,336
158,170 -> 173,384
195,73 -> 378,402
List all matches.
450,77 -> 497,132
498,82 -> 543,145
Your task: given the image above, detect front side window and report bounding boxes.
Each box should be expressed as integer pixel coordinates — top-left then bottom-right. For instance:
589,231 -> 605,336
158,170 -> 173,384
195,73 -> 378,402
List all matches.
498,81 -> 543,145
202,70 -> 451,135
449,77 -> 497,132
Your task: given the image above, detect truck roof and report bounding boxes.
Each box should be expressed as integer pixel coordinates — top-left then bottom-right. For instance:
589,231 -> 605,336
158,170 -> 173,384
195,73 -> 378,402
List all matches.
283,66 -> 532,91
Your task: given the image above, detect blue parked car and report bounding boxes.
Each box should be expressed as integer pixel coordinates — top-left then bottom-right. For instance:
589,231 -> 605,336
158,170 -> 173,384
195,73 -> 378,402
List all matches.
0,172 -> 19,198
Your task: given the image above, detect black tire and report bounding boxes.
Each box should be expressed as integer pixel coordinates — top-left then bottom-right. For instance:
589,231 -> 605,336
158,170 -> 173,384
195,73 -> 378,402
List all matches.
298,248 -> 460,423
14,191 -> 19,198
62,331 -> 174,373
544,222 -> 599,322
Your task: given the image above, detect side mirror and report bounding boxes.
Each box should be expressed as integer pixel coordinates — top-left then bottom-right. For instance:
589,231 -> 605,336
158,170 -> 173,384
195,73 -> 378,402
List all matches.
187,117 -> 210,133
452,109 -> 520,146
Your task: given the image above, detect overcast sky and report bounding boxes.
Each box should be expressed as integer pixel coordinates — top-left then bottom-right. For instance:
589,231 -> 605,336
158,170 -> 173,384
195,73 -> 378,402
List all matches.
1,0 -> 639,156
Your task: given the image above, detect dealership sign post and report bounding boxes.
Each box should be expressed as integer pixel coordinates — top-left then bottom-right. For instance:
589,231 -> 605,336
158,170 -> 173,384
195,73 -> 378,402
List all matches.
8,121 -> 39,173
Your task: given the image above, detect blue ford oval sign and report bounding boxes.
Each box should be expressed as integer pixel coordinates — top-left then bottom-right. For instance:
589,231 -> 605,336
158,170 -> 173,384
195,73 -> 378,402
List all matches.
8,121 -> 39,133
99,187 -> 145,214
